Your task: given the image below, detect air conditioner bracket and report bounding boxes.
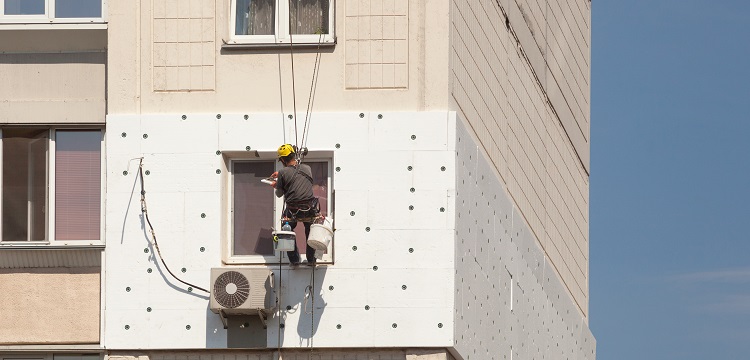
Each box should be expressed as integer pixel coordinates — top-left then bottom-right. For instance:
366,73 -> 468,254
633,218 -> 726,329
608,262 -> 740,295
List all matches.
218,309 -> 228,329
258,310 -> 267,329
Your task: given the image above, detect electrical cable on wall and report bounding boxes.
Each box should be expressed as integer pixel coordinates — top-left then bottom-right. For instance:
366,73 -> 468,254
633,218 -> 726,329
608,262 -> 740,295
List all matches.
138,158 -> 209,294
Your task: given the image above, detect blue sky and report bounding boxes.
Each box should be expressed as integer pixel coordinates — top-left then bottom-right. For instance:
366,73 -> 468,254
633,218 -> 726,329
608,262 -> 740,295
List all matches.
591,0 -> 750,359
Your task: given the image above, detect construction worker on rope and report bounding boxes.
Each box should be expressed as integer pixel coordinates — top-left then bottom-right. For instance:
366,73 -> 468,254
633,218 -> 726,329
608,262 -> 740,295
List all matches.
268,144 -> 322,266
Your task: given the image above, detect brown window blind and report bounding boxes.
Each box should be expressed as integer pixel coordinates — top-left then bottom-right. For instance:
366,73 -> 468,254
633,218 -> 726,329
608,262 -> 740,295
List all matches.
55,130 -> 101,241
233,161 -> 275,256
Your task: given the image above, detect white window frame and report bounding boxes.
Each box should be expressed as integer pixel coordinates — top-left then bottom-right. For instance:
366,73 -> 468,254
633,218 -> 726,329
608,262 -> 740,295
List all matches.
224,151 -> 333,265
0,127 -> 105,247
228,0 -> 335,45
0,0 -> 107,25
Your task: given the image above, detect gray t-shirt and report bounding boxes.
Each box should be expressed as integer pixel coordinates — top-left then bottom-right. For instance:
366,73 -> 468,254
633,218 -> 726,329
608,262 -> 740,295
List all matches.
275,163 -> 314,204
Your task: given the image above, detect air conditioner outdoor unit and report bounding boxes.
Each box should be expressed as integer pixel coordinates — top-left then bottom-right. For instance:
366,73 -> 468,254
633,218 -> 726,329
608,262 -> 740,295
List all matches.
210,268 -> 274,327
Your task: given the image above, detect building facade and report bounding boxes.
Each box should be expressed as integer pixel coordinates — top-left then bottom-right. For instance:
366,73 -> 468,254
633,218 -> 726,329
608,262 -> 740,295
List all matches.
1,0 -> 593,359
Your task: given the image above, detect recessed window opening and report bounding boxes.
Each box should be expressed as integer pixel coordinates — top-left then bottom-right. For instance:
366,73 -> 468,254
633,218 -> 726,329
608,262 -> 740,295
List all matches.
227,154 -> 333,264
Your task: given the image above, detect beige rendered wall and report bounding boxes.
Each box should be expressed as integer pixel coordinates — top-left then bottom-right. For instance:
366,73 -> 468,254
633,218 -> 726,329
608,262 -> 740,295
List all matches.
0,30 -> 107,124
0,267 -> 100,344
107,350 -> 454,360
107,0 -> 450,115
449,0 -> 591,317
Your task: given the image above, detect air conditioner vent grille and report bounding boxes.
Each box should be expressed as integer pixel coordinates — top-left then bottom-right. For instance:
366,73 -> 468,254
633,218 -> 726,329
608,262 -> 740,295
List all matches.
213,270 -> 250,308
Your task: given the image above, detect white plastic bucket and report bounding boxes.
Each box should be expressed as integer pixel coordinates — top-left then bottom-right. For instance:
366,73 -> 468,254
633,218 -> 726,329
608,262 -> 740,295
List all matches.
272,230 -> 296,252
307,224 -> 333,251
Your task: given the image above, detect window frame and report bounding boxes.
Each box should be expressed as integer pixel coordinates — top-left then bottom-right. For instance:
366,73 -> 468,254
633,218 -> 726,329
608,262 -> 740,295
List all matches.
224,151 -> 334,265
227,0 -> 335,46
0,127 -> 105,247
0,0 -> 107,25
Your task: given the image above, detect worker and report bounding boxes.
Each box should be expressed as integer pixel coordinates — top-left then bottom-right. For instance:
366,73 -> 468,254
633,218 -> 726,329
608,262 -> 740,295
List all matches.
268,144 -> 320,266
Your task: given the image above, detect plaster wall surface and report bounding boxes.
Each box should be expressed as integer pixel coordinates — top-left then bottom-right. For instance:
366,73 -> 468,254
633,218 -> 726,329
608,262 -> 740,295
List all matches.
0,30 -> 107,124
0,267 -> 100,345
452,118 -> 594,360
449,0 -> 590,316
104,112 -> 455,349
107,0 -> 450,114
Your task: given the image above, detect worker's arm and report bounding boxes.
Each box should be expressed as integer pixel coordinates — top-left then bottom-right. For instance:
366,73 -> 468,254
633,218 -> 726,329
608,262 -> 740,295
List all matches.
274,170 -> 285,198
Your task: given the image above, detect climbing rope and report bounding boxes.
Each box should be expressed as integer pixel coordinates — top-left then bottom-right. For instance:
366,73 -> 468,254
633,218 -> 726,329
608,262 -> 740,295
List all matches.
277,250 -> 283,355
278,3 -> 328,357
288,0 -> 299,150
311,267 -> 316,353
300,32 -> 325,158
301,268 -> 316,358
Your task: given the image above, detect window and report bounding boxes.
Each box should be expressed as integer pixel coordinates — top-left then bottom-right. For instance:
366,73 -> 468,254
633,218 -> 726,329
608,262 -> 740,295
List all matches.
229,0 -> 334,45
0,127 -> 103,245
0,0 -> 105,23
227,154 -> 333,264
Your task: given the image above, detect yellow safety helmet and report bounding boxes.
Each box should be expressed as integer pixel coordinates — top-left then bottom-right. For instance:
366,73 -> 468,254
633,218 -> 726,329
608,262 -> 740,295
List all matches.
277,144 -> 295,158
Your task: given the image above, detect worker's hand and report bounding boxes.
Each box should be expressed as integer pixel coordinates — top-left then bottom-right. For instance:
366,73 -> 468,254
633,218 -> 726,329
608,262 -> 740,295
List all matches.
269,181 -> 277,188
271,171 -> 278,179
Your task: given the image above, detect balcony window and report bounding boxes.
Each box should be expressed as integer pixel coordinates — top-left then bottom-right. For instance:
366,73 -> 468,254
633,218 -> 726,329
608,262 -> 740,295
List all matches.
0,127 -> 103,245
0,0 -> 105,23
4,0 -> 45,15
55,0 -> 102,18
226,154 -> 333,264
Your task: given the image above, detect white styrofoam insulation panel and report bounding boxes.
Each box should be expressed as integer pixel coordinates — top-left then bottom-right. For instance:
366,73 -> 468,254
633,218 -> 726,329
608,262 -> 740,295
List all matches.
104,112 -> 456,349
452,115 -> 596,360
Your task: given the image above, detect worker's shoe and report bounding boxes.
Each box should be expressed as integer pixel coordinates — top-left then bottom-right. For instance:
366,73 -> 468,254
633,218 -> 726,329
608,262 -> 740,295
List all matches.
304,260 -> 316,267
289,261 -> 300,268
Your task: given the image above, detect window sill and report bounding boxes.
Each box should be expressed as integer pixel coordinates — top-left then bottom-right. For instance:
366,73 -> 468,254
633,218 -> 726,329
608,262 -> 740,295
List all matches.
0,22 -> 107,30
0,344 -> 103,351
221,39 -> 336,51
223,258 -> 333,267
222,262 -> 334,268
0,242 -> 105,250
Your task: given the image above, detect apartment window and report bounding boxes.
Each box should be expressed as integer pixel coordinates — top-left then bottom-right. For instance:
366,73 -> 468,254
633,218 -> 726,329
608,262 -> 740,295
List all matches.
229,0 -> 335,45
228,156 -> 332,264
0,0 -> 104,22
0,128 -> 103,244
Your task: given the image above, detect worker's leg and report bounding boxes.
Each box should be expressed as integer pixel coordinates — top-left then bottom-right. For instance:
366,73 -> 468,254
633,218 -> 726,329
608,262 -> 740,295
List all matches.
303,221 -> 316,263
284,216 -> 301,264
